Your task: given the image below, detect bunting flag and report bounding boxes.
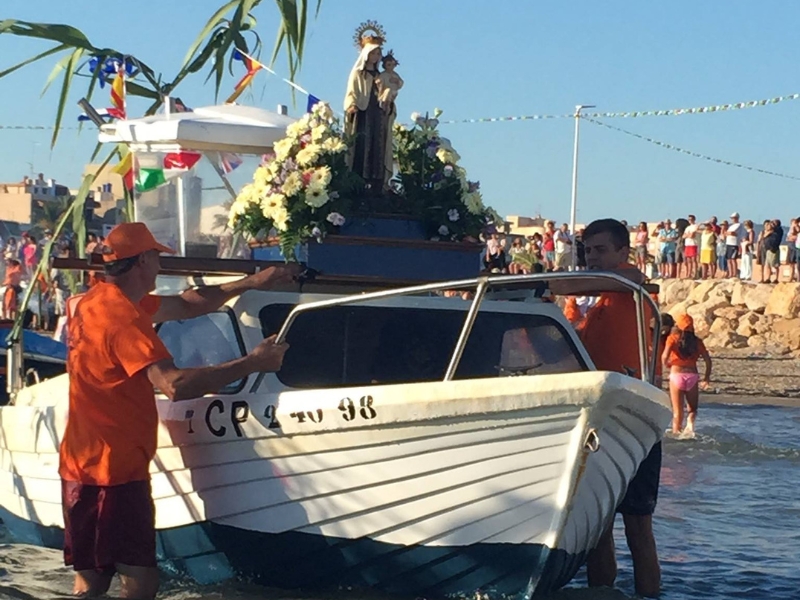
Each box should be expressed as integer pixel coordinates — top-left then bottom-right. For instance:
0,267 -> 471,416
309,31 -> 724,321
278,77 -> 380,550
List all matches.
110,65 -> 126,119
218,152 -> 243,174
163,151 -> 202,170
135,152 -> 203,193
440,91 -> 800,125
585,117 -> 800,181
136,168 -> 167,192
226,49 -> 265,104
306,94 -> 321,113
111,152 -> 135,191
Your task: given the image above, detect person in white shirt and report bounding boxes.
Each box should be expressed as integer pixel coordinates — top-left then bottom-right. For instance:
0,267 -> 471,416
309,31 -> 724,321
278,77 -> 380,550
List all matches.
725,212 -> 743,278
682,214 -> 700,279
554,223 -> 573,271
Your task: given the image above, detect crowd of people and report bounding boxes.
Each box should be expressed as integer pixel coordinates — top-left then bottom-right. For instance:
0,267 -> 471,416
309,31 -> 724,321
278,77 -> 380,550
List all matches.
640,213 -> 798,284
0,230 -> 104,328
485,214 -> 800,285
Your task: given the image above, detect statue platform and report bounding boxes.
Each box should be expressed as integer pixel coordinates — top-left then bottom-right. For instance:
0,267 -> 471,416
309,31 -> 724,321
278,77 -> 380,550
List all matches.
251,215 -> 483,282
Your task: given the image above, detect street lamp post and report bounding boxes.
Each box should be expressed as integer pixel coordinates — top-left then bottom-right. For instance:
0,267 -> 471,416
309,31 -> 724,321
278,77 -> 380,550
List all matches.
569,104 -> 595,270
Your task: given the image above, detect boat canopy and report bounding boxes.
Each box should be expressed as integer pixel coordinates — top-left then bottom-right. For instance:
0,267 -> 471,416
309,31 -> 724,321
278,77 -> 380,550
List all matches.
98,104 -> 296,154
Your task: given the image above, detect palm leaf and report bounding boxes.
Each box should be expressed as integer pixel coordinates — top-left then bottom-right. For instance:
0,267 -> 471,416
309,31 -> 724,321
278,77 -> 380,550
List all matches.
0,43 -> 68,78
50,48 -> 84,147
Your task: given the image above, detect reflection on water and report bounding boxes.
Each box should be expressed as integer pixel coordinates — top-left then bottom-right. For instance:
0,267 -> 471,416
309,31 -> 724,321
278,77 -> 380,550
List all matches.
0,403 -> 797,600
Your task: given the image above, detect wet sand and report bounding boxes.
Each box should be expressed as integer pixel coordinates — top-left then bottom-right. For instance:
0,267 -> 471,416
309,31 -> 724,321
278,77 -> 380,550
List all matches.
701,350 -> 800,402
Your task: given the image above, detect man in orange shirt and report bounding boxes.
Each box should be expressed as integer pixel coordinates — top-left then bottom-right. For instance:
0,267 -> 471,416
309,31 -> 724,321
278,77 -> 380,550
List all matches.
578,218 -> 661,598
60,222 -> 297,599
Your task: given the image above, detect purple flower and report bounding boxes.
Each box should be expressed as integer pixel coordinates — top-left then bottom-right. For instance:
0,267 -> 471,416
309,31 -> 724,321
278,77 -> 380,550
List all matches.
468,181 -> 481,193
431,172 -> 444,183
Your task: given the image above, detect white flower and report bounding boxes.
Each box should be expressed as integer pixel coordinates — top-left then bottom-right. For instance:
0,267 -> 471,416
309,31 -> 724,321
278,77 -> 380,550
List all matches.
312,102 -> 334,121
410,111 -> 421,123
443,165 -> 454,177
311,226 -> 323,241
305,187 -> 329,208
447,209 -> 460,222
296,144 -> 322,167
433,107 -> 443,118
281,171 -> 303,197
438,225 -> 449,236
326,212 -> 345,226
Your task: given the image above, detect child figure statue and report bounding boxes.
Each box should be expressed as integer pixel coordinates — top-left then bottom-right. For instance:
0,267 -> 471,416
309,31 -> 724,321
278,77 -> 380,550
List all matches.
376,51 -> 403,114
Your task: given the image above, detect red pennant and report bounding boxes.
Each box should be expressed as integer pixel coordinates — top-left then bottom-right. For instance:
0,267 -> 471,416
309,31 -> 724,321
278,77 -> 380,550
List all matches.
163,151 -> 202,170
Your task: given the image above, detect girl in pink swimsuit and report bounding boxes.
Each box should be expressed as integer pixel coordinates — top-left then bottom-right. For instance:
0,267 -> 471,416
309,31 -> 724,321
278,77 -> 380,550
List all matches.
661,313 -> 712,434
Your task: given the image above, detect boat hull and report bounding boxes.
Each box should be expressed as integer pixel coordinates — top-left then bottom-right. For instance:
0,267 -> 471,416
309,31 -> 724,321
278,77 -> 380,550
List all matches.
0,371 -> 670,598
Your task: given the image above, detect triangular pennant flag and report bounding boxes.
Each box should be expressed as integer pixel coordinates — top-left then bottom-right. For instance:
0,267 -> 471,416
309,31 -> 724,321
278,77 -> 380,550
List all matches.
111,152 -> 135,192
163,151 -> 202,170
136,168 -> 167,193
306,94 -> 321,113
219,152 -> 242,174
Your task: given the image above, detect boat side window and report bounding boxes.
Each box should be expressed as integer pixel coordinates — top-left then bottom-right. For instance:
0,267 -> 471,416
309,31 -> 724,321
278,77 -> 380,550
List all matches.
259,304 -> 586,389
156,309 -> 247,394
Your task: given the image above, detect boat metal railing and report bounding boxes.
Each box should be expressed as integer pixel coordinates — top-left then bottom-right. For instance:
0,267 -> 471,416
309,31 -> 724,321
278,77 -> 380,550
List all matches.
274,271 -> 662,386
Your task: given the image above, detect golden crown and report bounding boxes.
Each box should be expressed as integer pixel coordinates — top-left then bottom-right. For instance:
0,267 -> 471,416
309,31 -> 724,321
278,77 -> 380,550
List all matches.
353,20 -> 386,49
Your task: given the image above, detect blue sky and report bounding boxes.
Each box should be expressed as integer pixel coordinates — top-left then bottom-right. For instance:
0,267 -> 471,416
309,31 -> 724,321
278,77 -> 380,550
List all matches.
1,0 -> 799,225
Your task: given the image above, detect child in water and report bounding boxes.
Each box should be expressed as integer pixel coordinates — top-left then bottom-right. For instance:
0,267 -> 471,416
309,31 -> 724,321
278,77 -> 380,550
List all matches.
661,313 -> 711,434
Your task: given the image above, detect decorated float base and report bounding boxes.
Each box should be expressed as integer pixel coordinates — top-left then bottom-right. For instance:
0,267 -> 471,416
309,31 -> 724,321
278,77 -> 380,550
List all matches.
252,216 -> 483,282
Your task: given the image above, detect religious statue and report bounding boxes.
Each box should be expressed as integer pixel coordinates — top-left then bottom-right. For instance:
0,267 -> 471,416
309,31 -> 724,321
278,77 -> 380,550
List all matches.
344,21 -> 400,193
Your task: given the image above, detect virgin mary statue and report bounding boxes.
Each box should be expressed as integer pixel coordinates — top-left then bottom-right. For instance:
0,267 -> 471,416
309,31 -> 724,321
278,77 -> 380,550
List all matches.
344,35 -> 392,193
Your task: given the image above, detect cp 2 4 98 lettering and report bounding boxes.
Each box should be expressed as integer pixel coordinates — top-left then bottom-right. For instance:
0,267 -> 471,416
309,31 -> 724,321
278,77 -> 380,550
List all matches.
338,396 -> 377,421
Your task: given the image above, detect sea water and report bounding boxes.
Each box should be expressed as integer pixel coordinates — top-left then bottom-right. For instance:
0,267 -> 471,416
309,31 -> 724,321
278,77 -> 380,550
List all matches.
0,403 -> 798,600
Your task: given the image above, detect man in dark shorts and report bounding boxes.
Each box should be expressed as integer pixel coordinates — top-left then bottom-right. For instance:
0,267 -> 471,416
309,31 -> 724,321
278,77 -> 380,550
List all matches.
577,218 -> 661,598
60,222 -> 297,599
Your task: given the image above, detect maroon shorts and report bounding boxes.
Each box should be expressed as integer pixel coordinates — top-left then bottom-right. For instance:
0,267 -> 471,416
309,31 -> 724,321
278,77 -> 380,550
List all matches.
62,479 -> 156,572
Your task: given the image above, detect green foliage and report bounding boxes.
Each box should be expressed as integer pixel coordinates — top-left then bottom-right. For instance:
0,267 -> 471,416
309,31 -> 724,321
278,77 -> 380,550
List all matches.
392,113 -> 498,241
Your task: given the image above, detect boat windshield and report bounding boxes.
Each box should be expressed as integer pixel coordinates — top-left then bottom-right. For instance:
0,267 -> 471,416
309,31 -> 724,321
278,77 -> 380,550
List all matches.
260,304 -> 587,389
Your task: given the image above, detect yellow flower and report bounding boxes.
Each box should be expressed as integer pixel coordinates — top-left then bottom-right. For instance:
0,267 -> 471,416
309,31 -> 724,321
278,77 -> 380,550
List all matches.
309,166 -> 332,189
281,171 -> 303,197
273,138 -> 294,161
286,120 -> 308,139
312,102 -> 334,121
311,124 -> 328,143
321,137 -> 346,154
260,193 -> 287,219
296,144 -> 322,167
253,166 -> 272,188
436,147 -> 461,165
271,206 -> 291,231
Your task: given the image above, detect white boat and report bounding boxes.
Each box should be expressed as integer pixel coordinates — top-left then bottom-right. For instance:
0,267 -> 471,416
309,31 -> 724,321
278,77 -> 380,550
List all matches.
0,269 -> 671,598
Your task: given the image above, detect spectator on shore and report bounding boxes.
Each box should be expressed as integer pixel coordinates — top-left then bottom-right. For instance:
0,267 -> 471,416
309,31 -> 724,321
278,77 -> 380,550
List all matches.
484,232 -> 506,273
716,221 -> 728,275
682,215 -> 699,279
2,259 -> 23,320
657,219 -> 678,279
793,217 -> 800,282
23,236 -> 38,278
507,238 -> 525,274
542,221 -> 556,270
85,233 -> 99,255
635,222 -> 649,275
786,218 -> 799,272
726,213 -> 743,278
575,227 -> 587,270
700,223 -> 717,280
761,220 -> 782,283
554,223 -> 573,271
740,220 -> 755,281
755,219 -> 769,271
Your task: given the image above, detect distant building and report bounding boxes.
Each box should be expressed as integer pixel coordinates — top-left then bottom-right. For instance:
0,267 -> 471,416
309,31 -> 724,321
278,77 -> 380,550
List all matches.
0,174 -> 71,226
506,214 -> 585,239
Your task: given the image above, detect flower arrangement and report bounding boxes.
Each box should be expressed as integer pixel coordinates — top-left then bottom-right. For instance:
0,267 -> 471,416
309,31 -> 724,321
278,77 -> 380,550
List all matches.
392,109 -> 502,242
227,102 -> 362,259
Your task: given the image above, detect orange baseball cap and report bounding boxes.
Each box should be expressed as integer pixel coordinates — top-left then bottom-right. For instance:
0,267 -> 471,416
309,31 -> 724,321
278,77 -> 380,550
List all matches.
102,222 -> 175,262
675,313 -> 694,332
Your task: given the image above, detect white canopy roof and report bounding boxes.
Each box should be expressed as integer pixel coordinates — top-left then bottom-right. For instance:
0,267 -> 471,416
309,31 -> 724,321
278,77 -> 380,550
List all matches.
98,104 -> 296,155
